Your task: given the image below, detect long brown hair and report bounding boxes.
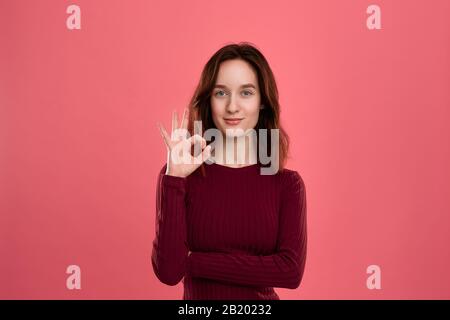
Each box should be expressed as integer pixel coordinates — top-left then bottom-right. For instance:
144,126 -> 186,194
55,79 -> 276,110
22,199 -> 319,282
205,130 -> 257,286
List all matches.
187,42 -> 290,176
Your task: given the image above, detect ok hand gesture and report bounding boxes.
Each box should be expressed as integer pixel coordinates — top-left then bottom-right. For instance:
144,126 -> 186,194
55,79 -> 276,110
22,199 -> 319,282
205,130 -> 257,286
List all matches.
157,109 -> 212,178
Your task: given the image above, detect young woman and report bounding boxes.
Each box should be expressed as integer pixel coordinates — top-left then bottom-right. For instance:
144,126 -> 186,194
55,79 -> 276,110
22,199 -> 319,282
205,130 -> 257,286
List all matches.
152,42 -> 307,300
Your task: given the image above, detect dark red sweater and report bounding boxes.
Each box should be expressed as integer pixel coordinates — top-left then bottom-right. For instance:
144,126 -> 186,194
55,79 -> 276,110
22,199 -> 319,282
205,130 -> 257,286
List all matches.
151,162 -> 307,300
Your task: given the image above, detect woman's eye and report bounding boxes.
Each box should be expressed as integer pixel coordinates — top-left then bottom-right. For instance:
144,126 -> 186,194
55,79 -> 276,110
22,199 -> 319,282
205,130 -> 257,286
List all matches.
215,90 -> 226,97
214,90 -> 254,97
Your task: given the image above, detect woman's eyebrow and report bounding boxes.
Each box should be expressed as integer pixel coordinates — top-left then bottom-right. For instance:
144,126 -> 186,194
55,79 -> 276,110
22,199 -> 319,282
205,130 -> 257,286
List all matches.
214,83 -> 257,89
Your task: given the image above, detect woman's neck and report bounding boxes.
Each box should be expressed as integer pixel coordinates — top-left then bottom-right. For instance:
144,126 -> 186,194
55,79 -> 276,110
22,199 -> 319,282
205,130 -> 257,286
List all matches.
212,131 -> 258,167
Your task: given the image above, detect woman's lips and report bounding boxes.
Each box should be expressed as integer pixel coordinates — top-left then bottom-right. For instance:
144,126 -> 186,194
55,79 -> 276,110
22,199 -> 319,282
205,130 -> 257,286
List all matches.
224,118 -> 243,125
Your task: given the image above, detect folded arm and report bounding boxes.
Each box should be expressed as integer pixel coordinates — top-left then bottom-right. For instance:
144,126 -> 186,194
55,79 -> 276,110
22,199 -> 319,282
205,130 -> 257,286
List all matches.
186,171 -> 307,289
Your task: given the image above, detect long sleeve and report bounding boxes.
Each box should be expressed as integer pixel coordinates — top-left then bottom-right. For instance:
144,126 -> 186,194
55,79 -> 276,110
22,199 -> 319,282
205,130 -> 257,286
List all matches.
151,164 -> 190,286
185,170 -> 307,289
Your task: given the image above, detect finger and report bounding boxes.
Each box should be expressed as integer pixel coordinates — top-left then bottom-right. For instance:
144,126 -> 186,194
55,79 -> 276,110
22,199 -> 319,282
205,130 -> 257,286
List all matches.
171,110 -> 178,139
193,119 -> 203,136
180,108 -> 189,131
189,134 -> 206,148
157,122 -> 171,148
194,145 -> 212,164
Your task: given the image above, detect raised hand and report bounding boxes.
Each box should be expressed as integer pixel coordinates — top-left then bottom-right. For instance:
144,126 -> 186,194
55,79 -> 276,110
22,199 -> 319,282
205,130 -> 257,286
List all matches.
157,108 -> 212,178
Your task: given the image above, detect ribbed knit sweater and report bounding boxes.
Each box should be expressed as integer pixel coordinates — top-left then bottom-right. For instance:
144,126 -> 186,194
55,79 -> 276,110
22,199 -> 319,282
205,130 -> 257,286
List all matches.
151,161 -> 307,300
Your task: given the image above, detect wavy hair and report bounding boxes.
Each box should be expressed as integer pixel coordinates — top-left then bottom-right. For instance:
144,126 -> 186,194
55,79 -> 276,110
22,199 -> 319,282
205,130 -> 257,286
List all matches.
187,42 -> 290,176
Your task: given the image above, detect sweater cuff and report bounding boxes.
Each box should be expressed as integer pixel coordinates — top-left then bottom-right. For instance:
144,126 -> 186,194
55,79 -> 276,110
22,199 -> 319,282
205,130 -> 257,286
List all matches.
161,173 -> 187,190
185,252 -> 197,277
186,252 -> 212,278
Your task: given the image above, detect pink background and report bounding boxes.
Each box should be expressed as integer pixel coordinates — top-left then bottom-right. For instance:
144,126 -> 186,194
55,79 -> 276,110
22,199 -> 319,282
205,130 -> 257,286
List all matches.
1,0 -> 450,299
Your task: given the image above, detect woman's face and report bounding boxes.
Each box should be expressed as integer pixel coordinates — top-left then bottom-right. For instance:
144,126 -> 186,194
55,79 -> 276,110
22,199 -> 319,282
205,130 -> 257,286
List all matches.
210,59 -> 261,137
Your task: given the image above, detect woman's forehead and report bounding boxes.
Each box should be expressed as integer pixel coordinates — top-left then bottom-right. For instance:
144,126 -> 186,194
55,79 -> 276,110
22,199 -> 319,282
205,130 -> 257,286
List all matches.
215,59 -> 258,87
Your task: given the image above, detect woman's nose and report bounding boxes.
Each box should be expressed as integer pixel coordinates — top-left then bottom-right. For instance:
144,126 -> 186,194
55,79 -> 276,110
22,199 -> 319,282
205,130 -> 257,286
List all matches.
226,95 -> 240,113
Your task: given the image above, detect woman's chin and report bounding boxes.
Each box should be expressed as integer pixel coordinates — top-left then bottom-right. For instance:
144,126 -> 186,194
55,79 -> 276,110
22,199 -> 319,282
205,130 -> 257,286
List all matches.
223,127 -> 248,138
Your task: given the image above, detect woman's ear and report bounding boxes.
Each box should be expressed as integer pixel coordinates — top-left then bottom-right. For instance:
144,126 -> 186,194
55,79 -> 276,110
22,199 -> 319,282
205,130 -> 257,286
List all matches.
259,104 -> 265,110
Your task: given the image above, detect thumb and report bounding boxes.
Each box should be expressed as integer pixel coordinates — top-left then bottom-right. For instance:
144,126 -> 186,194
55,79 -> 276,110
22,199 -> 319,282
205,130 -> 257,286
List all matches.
194,145 -> 212,164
